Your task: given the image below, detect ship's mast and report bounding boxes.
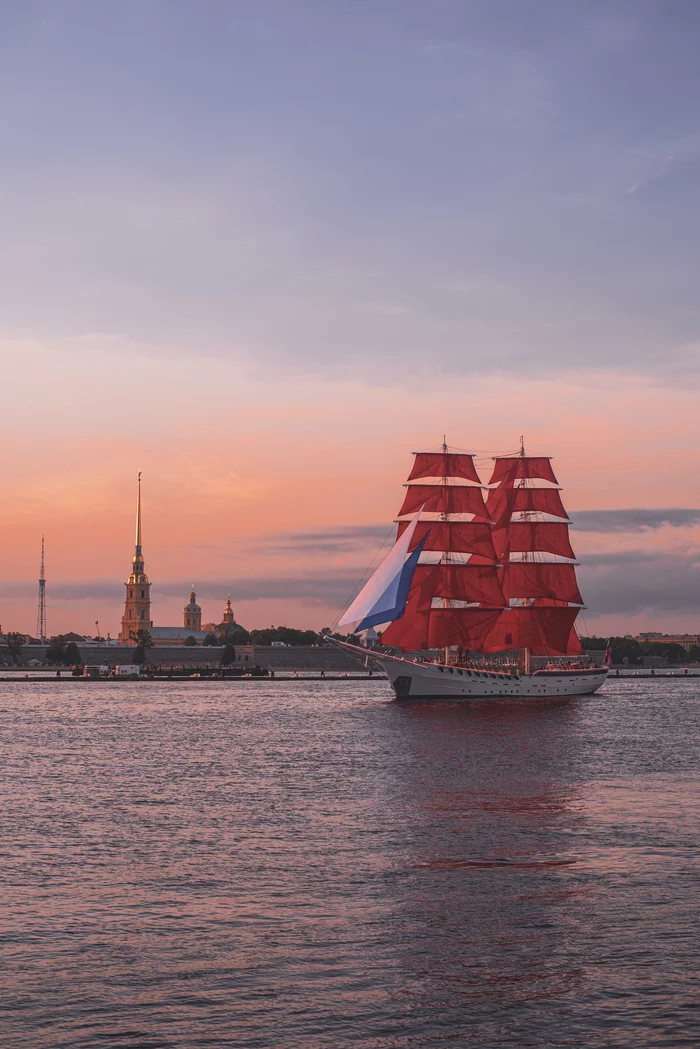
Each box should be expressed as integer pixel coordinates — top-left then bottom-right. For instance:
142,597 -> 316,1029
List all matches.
441,436 -> 450,665
381,447 -> 502,658
469,444 -> 581,665
518,437 -> 530,674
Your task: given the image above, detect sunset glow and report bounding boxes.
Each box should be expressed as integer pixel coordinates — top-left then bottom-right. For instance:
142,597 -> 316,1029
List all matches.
2,4 -> 700,639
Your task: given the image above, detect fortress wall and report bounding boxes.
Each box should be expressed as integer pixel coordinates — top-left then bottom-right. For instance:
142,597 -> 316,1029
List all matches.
2,643 -> 367,671
251,646 -> 366,670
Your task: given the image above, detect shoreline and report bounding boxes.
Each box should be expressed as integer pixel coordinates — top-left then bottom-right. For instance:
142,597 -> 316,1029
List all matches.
0,672 -> 380,683
1,669 -> 699,682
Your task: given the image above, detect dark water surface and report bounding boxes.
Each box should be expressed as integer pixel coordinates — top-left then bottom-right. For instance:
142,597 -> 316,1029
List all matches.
2,679 -> 699,1048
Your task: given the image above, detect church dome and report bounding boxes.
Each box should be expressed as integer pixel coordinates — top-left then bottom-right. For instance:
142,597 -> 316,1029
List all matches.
184,586 -> 201,614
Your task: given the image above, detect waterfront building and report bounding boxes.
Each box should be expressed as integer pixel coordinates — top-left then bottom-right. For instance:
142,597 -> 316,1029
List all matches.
118,472 -> 152,644
202,600 -> 238,637
203,594 -> 240,640
151,585 -> 208,645
635,633 -> 700,652
117,475 -> 234,646
184,586 -> 202,632
150,625 -> 208,645
221,594 -> 236,634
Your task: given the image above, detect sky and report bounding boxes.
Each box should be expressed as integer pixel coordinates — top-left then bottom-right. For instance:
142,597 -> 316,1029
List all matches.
2,0 -> 700,638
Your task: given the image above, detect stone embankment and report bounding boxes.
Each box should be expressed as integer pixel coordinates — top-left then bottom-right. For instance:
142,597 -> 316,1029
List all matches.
0,643 -> 368,672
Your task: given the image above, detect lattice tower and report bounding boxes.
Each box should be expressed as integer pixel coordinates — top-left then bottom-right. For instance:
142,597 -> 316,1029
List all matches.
36,535 -> 47,642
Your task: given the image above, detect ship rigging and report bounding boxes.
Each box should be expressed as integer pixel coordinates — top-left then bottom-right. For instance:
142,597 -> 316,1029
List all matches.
333,440 -> 607,701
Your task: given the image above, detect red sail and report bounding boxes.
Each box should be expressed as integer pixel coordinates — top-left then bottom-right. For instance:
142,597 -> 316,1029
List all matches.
397,520 -> 498,560
382,605 -> 502,652
407,452 -> 480,483
482,607 -> 581,655
567,627 -> 584,656
503,563 -> 583,604
485,487 -> 518,528
398,484 -> 489,518
378,568 -> 436,649
487,486 -> 568,523
428,608 -> 503,650
507,522 -> 576,560
412,564 -> 505,606
489,457 -> 559,486
380,605 -> 430,650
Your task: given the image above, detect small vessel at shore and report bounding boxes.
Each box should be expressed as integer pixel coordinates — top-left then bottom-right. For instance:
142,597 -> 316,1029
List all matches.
335,441 -> 607,701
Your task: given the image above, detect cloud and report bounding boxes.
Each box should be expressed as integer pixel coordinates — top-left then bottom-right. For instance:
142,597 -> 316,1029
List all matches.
4,5 -> 700,389
0,581 -> 123,602
255,524 -> 394,557
579,548 -> 700,615
571,509 -> 700,532
6,511 -> 700,621
0,574 -> 361,609
579,550 -> 659,568
148,576 -> 361,606
263,512 -> 700,555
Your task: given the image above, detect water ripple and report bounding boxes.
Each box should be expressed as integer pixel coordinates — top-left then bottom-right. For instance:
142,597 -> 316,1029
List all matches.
1,678 -> 699,1047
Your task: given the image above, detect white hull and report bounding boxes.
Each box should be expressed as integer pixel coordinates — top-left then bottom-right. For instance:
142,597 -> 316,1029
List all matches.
372,651 -> 608,701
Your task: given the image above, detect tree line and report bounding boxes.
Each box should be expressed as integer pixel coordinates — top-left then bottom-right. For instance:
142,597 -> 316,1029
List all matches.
200,625 -> 361,647
1,625 -> 363,667
0,633 -> 84,666
123,625 -> 363,665
580,636 -> 700,665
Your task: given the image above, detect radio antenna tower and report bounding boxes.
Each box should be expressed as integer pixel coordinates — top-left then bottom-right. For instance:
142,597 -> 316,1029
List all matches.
36,535 -> 47,642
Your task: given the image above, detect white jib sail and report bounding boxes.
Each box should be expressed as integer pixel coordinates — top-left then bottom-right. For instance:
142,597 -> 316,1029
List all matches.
337,510 -> 423,631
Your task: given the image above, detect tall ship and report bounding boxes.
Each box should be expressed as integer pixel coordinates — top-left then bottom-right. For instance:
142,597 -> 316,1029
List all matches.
336,441 -> 608,700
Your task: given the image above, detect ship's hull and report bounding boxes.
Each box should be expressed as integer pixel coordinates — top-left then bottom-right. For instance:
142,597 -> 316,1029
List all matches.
372,651 -> 608,701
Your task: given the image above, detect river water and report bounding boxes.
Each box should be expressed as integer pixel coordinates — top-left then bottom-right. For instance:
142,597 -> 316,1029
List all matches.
1,678 -> 699,1048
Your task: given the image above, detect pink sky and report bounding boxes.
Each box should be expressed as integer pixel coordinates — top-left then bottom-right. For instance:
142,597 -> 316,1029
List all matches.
2,338 -> 699,638
3,5 -> 700,641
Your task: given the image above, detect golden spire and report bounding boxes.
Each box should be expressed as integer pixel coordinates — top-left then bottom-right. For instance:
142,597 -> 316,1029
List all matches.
131,471 -> 146,575
135,470 -> 142,554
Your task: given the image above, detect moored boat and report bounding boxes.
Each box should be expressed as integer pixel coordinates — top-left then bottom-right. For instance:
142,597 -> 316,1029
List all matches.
334,440 -> 608,701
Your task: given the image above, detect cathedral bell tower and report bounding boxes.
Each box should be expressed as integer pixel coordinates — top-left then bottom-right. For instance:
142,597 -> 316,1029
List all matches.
118,472 -> 153,643
184,586 -> 202,632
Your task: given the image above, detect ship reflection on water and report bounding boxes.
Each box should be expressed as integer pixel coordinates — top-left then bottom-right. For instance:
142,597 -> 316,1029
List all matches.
384,700 -> 591,1024
381,693 -> 700,1044
2,679 -> 699,1048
